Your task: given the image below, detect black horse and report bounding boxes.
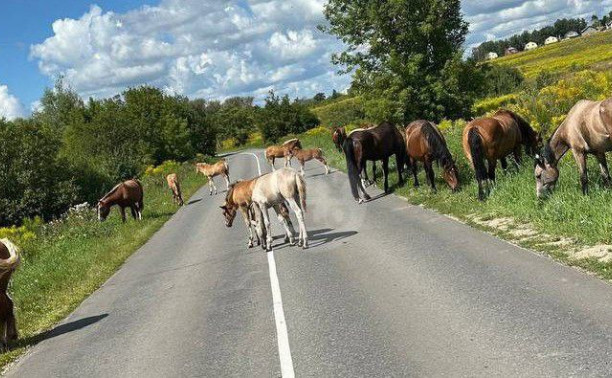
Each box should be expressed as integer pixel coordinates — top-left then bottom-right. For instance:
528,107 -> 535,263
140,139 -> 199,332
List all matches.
343,122 -> 406,203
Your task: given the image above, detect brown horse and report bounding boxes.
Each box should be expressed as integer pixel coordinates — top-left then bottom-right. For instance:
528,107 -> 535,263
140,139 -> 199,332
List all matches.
463,109 -> 540,200
333,126 -> 377,185
343,122 -> 406,203
405,120 -> 459,192
289,148 -> 330,175
535,98 -> 612,197
265,139 -> 302,170
195,159 -> 230,195
98,179 -> 144,222
221,176 -> 296,249
0,239 -> 19,351
166,173 -> 184,206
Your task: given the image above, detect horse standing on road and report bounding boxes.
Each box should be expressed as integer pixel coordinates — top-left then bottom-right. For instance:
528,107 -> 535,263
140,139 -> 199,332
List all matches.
463,109 -> 540,200
166,173 -> 184,206
289,147 -> 330,175
333,126 -> 377,185
0,239 -> 19,351
535,98 -> 612,197
195,159 -> 230,195
265,139 -> 302,170
97,179 -> 144,222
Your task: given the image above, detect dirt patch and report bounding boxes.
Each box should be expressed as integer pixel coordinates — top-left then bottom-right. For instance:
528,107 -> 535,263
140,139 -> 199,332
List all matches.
572,245 -> 612,263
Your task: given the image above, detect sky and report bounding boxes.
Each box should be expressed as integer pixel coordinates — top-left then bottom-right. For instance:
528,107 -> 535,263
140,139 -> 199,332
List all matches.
1,0 -> 611,119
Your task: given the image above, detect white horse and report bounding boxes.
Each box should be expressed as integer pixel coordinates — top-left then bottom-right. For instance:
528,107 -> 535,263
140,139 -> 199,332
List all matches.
252,168 -> 308,251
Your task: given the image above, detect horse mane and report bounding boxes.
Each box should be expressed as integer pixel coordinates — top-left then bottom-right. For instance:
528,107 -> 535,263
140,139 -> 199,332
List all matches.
100,183 -> 122,202
421,122 -> 454,169
283,138 -> 298,146
542,139 -> 556,164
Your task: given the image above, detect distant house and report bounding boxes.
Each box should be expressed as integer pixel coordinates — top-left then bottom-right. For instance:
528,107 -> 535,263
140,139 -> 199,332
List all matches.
486,52 -> 499,60
606,21 -> 612,30
544,36 -> 559,45
504,47 -> 518,56
564,31 -> 579,39
582,26 -> 600,36
524,42 -> 538,51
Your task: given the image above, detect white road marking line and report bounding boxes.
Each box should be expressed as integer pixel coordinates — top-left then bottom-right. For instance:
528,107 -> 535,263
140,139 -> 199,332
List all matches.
232,151 -> 295,377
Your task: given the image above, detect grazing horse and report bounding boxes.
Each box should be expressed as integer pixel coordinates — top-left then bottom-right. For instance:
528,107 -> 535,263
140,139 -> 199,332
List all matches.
98,179 -> 144,222
333,126 -> 377,185
221,178 -> 296,248
289,148 -> 330,175
252,168 -> 308,251
405,120 -> 459,192
343,122 -> 406,203
463,109 -> 540,200
535,98 -> 612,197
195,159 -> 230,195
0,239 -> 19,351
265,139 -> 302,170
166,173 -> 184,206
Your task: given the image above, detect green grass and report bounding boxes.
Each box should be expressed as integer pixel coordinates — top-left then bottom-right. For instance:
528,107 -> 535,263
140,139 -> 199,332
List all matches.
0,163 -> 204,369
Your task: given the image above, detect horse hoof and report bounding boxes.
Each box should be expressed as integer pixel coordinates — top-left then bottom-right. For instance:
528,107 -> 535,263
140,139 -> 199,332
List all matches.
363,194 -> 371,201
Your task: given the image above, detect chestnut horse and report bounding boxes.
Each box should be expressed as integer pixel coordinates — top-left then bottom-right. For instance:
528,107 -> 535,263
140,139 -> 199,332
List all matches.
535,98 -> 612,197
98,179 -> 144,222
289,148 -> 330,175
265,139 -> 302,170
333,126 -> 377,185
343,122 -> 406,203
166,173 -> 184,206
0,239 -> 20,351
221,177 -> 295,248
463,109 -> 540,200
405,120 -> 459,192
195,159 -> 230,195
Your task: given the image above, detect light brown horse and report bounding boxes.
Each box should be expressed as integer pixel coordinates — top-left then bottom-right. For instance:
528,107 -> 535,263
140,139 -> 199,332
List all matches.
463,109 -> 541,200
289,148 -> 330,175
265,139 -> 302,170
535,98 -> 612,197
97,179 -> 144,222
0,239 -> 19,351
405,120 -> 459,192
221,177 -> 295,248
195,159 -> 230,195
166,173 -> 184,206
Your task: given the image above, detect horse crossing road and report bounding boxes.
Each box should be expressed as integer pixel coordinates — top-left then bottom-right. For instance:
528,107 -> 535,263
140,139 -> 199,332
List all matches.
6,150 -> 612,377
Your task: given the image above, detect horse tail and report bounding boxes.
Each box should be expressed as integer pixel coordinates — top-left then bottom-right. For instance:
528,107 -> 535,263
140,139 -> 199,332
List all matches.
0,239 -> 20,273
296,172 -> 307,212
223,159 -> 230,180
343,138 -> 361,199
468,128 -> 487,182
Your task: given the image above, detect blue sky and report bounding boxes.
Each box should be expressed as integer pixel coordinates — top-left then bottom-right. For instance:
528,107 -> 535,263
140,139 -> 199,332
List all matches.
0,0 -> 611,119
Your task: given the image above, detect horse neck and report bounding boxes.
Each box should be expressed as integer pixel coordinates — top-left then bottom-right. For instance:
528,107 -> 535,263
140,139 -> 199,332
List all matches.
101,184 -> 122,205
547,127 -> 569,163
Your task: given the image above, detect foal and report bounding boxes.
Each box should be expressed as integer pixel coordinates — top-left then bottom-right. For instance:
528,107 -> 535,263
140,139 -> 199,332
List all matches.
195,159 -> 230,195
289,147 -> 330,175
265,139 -> 302,170
166,173 -> 184,206
98,179 -> 144,222
0,239 -> 19,351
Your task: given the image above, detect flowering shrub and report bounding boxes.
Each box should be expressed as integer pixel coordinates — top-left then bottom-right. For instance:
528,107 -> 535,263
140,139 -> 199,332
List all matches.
304,126 -> 329,137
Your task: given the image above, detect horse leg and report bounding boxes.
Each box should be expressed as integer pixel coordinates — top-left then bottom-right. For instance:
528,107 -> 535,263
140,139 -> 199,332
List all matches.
224,174 -> 230,191
574,150 -> 588,194
411,158 -> 420,187
5,294 -> 16,344
286,197 -> 307,249
513,147 -> 523,168
424,158 -> 436,193
260,205 -> 273,251
500,157 -> 508,171
269,157 -> 276,171
119,206 -> 126,223
371,161 -> 377,185
130,206 -> 138,220
240,207 -> 255,248
382,158 -> 390,193
211,176 -> 218,195
273,204 -> 295,245
595,152 -> 611,187
396,152 -> 405,186
317,157 -> 330,174
299,159 -> 305,176
487,159 -> 497,183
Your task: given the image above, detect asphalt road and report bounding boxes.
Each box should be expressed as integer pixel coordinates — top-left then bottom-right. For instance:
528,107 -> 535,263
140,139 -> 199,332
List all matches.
6,150 -> 612,377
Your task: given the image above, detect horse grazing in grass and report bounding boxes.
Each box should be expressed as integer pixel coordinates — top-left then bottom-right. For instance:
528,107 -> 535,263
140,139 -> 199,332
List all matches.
195,159 -> 230,195
0,239 -> 19,351
405,120 -> 459,192
166,173 -> 184,206
221,177 -> 295,249
252,168 -> 308,251
98,179 -> 144,222
535,98 -> 612,197
265,139 -> 302,170
333,126 -> 377,185
343,122 -> 406,203
289,148 -> 330,175
463,109 -> 541,200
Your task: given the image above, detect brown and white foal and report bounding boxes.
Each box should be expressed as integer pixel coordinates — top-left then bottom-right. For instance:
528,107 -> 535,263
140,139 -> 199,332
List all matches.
0,239 -> 20,351
166,173 -> 184,206
195,159 -> 230,195
290,147 -> 330,175
97,179 -> 144,222
265,139 -> 302,170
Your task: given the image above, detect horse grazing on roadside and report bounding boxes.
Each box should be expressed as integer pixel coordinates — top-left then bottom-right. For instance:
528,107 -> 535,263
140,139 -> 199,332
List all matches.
221,178 -> 295,249
463,109 -> 541,200
343,122 -> 406,203
251,168 -> 308,251
265,139 -> 302,170
195,159 -> 230,195
405,120 -> 459,192
535,98 -> 612,197
0,239 -> 20,351
289,148 -> 330,175
333,126 -> 377,185
98,179 -> 144,222
166,173 -> 184,206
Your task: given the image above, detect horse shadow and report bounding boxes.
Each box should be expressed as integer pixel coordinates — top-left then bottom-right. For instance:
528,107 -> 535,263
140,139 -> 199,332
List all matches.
272,228 -> 357,250
15,314 -> 108,349
187,198 -> 203,205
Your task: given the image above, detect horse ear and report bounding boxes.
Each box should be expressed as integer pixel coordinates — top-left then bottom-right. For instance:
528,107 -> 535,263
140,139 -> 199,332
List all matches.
220,205 -> 227,210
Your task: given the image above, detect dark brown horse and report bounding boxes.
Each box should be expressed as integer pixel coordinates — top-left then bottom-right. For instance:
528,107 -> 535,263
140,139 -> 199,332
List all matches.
98,179 -> 144,222
0,239 -> 19,351
535,98 -> 612,197
343,122 -> 406,203
405,120 -> 459,192
463,109 -> 540,200
333,126 -> 377,186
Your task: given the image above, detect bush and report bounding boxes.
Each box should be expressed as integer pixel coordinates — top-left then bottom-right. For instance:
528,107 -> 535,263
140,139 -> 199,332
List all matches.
311,96 -> 367,128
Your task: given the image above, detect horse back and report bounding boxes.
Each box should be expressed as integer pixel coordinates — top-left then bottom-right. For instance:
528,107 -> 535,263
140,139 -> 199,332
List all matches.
357,122 -> 404,160
120,180 -> 143,204
465,117 -> 518,159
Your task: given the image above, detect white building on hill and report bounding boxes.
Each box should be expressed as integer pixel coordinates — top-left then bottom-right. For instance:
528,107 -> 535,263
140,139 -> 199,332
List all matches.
544,36 -> 559,45
524,42 -> 538,51
486,52 -> 499,60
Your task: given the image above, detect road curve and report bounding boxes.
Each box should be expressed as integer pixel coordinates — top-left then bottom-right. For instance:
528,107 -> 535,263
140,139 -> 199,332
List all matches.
6,149 -> 612,377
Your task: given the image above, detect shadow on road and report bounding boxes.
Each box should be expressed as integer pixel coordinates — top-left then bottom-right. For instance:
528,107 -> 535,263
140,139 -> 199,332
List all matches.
187,198 -> 203,205
16,314 -> 108,349
273,228 -> 357,251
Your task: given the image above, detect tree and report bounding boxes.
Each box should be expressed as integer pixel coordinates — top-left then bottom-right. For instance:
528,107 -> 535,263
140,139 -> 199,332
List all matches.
313,93 -> 326,102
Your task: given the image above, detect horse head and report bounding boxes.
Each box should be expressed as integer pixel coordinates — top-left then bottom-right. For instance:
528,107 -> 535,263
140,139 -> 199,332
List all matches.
534,145 -> 559,198
332,127 -> 346,152
97,200 -> 111,221
442,160 -> 460,192
220,184 -> 238,227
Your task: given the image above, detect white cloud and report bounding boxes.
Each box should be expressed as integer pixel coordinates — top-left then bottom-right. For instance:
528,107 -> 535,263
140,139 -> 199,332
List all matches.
0,85 -> 24,120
